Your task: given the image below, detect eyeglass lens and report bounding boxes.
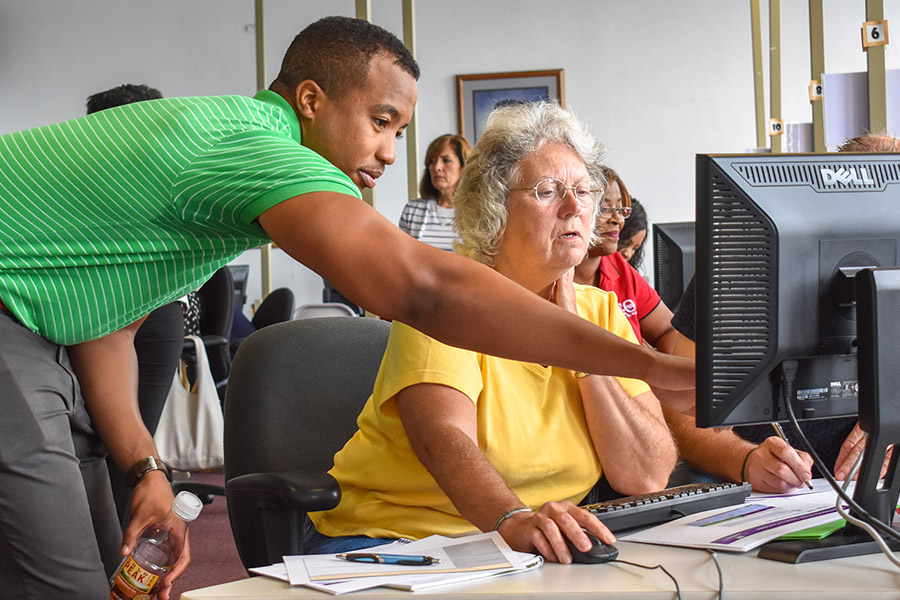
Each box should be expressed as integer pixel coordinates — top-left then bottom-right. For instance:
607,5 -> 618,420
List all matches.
534,178 -> 597,206
599,204 -> 632,218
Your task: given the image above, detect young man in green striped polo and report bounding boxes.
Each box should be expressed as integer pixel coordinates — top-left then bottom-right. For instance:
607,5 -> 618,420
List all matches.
0,16 -> 693,600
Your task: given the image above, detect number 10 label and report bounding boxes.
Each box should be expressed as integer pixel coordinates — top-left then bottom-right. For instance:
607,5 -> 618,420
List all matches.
769,119 -> 784,136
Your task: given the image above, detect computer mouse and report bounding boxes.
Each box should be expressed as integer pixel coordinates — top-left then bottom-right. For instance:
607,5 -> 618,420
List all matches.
565,528 -> 619,564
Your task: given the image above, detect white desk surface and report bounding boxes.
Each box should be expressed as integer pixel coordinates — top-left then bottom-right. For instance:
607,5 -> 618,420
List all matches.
182,540 -> 900,599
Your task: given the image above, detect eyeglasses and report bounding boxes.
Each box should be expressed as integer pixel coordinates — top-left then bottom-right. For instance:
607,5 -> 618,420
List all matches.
510,178 -> 600,207
598,204 -> 632,219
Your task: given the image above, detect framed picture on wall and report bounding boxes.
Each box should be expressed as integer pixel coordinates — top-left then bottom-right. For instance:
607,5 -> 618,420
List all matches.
456,69 -> 565,144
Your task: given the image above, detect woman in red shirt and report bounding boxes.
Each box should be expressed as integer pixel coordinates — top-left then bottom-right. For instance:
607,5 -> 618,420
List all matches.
573,167 -> 677,354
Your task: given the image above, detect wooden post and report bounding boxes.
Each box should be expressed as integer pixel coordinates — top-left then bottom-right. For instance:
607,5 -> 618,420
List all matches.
255,0 -> 271,297
750,0 -> 767,149
403,0 -> 419,200
865,0 -> 888,134
809,0 -> 826,152
356,0 -> 375,207
769,0 -> 782,154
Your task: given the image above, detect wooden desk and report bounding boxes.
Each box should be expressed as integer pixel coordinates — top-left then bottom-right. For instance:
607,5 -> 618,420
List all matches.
182,540 -> 900,599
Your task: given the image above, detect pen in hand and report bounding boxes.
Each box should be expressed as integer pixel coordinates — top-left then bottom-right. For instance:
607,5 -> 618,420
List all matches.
336,553 -> 440,566
771,422 -> 815,490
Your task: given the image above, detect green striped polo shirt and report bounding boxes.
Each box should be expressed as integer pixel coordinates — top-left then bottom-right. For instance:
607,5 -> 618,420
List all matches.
0,90 -> 361,345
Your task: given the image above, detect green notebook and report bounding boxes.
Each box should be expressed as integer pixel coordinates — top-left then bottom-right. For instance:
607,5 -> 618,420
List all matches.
777,519 -> 846,540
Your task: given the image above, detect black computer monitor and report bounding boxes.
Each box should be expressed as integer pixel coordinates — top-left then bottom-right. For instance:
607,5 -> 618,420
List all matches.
228,264 -> 250,310
694,152 -> 900,563
652,221 -> 695,309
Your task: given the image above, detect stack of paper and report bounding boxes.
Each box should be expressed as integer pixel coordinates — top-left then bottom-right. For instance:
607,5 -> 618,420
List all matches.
250,531 -> 543,595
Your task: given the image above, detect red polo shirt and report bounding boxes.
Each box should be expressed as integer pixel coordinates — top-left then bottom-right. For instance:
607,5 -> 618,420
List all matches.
595,253 -> 661,342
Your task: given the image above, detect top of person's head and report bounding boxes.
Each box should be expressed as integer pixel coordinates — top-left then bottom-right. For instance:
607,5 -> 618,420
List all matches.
599,165 -> 632,208
619,196 -> 647,238
86,84 -> 162,114
618,197 -> 648,269
454,101 -> 606,266
419,134 -> 472,199
837,133 -> 900,153
272,16 -> 420,100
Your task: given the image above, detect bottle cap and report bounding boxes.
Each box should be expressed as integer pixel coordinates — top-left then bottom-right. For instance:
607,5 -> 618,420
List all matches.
172,491 -> 203,522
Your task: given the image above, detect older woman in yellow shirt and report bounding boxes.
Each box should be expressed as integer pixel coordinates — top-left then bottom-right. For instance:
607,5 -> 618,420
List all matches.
309,102 -> 677,563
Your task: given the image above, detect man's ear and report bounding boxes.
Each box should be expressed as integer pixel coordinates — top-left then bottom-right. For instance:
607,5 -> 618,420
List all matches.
294,80 -> 325,120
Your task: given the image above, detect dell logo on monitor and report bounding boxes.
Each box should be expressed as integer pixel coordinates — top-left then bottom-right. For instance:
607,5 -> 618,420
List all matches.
820,166 -> 875,186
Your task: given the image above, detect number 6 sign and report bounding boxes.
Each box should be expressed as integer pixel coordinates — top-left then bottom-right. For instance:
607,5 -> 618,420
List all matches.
862,20 -> 889,50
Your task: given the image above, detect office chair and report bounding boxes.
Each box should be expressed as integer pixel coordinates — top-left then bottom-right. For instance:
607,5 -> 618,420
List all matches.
229,287 -> 296,358
292,302 -> 357,320
193,266 -> 235,390
250,287 -> 295,329
224,316 -> 390,570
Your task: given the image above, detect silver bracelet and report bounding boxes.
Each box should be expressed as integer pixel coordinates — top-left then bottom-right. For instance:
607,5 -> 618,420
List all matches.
493,507 -> 533,531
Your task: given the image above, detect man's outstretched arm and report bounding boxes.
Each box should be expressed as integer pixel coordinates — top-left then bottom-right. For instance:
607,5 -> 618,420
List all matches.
257,192 -> 695,392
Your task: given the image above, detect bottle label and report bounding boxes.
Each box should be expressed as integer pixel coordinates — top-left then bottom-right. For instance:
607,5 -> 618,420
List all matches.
110,555 -> 160,599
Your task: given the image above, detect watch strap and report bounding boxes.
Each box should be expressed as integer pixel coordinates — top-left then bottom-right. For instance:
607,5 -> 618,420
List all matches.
127,456 -> 168,488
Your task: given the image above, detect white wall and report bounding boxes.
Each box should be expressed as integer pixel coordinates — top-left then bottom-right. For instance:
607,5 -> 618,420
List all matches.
3,0 -> 898,306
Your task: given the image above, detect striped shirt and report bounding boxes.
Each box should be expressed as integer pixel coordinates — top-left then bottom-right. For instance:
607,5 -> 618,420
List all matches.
0,90 -> 360,344
398,198 -> 458,251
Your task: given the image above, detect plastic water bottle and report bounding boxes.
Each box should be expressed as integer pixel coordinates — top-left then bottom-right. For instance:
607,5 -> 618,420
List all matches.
110,491 -> 203,599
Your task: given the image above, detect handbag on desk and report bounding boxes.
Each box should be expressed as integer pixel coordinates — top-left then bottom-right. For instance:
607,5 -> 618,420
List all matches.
153,335 -> 225,471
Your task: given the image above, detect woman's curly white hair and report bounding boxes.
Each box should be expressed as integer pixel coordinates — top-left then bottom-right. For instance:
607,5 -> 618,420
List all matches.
453,101 -> 607,266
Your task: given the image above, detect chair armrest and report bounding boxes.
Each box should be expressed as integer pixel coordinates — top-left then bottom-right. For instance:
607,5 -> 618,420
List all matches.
226,470 -> 341,512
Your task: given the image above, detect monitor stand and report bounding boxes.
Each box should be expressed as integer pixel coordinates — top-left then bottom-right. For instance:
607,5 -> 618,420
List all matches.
758,267 -> 900,564
758,524 -> 900,563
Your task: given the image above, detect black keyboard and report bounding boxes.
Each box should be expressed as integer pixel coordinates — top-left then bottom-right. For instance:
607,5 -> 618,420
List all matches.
582,481 -> 752,532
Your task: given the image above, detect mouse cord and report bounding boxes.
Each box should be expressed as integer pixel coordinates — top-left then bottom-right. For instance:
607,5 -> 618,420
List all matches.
611,559 -> 682,600
705,550 -> 724,599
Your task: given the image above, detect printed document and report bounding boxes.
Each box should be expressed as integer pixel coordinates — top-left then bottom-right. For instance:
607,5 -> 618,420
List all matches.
623,479 -> 853,552
251,531 -> 542,595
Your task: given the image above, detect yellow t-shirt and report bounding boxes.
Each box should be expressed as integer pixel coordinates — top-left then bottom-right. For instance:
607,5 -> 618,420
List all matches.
310,284 -> 649,540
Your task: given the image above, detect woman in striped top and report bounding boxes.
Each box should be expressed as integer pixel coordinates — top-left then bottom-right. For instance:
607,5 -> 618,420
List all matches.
398,134 -> 471,251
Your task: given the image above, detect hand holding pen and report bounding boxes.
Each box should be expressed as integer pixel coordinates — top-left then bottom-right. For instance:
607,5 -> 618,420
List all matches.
740,427 -> 815,493
770,422 -> 815,490
336,553 -> 440,566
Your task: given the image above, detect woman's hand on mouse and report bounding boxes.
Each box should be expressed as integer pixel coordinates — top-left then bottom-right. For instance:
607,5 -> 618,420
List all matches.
495,501 -> 615,563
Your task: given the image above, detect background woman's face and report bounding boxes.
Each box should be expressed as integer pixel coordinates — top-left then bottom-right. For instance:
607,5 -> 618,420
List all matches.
618,227 -> 647,263
588,180 -> 626,257
428,143 -> 463,197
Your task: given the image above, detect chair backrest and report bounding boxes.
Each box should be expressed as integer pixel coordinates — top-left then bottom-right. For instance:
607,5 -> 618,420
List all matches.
224,316 -> 390,567
293,302 -> 357,320
250,287 -> 295,330
196,266 -> 235,384
198,266 -> 235,339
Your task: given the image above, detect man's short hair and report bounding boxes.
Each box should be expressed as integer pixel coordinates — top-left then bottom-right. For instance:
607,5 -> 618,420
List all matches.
273,16 -> 419,99
86,84 -> 162,114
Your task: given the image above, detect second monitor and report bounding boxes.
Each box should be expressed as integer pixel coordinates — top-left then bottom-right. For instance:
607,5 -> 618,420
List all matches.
652,221 -> 695,310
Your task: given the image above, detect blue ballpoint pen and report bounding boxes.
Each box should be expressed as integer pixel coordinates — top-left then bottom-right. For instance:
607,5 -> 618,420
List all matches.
336,552 -> 440,566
